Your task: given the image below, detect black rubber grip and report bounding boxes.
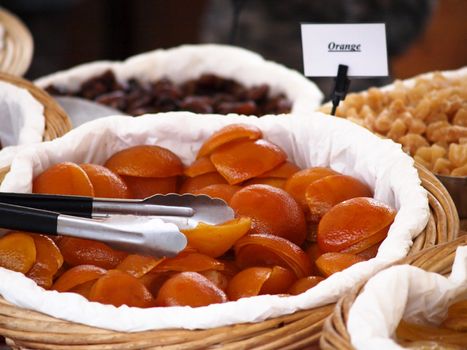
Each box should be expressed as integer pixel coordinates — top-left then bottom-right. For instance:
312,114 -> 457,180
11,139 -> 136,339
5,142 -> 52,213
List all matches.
0,192 -> 93,218
0,202 -> 59,235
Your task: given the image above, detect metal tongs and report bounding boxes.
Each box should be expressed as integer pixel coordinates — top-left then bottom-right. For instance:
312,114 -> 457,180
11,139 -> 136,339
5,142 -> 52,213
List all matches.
0,193 -> 235,257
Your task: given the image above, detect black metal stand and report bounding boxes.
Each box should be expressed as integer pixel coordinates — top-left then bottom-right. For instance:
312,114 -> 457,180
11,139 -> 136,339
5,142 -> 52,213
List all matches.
330,64 -> 351,115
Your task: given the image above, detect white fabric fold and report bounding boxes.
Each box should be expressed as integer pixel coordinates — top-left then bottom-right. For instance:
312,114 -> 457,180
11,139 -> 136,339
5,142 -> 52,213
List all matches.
0,81 -> 45,168
348,246 -> 467,350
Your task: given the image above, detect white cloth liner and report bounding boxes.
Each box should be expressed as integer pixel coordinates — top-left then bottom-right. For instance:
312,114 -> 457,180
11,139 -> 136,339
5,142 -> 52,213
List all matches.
348,246 -> 467,350
0,112 -> 429,331
0,81 -> 45,169
35,44 -> 324,115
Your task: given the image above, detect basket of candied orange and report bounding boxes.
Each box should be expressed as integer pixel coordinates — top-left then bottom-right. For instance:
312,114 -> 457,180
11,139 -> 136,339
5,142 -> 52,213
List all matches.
0,112 -> 459,349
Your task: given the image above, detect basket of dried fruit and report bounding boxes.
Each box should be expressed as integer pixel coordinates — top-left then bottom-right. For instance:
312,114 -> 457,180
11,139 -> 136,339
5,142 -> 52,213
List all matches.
320,233 -> 467,350
0,112 -> 459,349
0,8 -> 33,76
35,44 -> 323,118
0,72 -> 71,181
319,67 -> 467,223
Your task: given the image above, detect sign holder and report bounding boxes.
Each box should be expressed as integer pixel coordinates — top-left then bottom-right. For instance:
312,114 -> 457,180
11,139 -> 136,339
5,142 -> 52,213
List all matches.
330,64 -> 350,115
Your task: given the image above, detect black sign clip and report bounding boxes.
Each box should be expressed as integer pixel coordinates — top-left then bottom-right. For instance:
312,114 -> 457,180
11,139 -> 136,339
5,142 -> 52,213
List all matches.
330,64 -> 351,115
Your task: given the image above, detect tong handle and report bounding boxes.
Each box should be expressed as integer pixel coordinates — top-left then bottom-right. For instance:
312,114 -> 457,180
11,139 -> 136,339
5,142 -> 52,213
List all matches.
0,192 -> 92,218
0,202 -> 58,235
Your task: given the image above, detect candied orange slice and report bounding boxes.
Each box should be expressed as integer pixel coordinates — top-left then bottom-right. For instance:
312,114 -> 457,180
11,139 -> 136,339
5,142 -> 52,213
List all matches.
154,252 -> 224,272
89,270 -> 154,308
196,124 -> 262,159
356,242 -> 381,260
69,280 -> 96,298
227,267 -> 271,301
305,175 -> 372,222
33,162 -> 94,196
284,167 -> 339,211
58,237 -> 127,269
305,243 -> 323,275
234,233 -> 312,278
200,270 -> 229,291
317,197 -> 396,253
52,265 -> 107,292
139,271 -> 172,297
257,161 -> 300,178
184,157 -> 217,177
243,177 -> 287,189
0,232 -> 36,274
104,145 -> 183,178
26,234 -> 64,289
179,172 -> 227,193
155,272 -> 227,307
341,226 -> 388,255
181,217 -> 251,258
80,163 -> 130,199
288,276 -> 324,295
315,252 -> 365,277
192,184 -> 241,204
260,266 -> 296,295
230,184 -> 307,245
210,139 -> 286,185
116,254 -> 163,278
121,176 -> 177,198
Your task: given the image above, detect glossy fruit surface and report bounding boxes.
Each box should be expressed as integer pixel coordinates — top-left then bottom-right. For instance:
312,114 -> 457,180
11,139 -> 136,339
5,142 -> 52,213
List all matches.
230,184 -> 307,245
155,252 -> 224,272
155,272 -> 227,307
104,145 -> 183,178
210,140 -> 286,184
305,174 -> 372,222
116,254 -> 163,278
192,184 -> 241,204
121,176 -> 177,198
33,162 -> 94,196
317,197 -> 396,253
0,232 -> 36,274
284,167 -> 339,211
196,124 -> 262,159
287,276 -> 324,295
257,161 -> 300,178
227,267 -> 271,301
179,172 -> 227,193
26,234 -> 63,288
234,233 -> 312,278
315,252 -> 365,277
52,265 -> 107,292
89,269 -> 154,308
58,237 -> 127,269
184,157 -> 217,177
80,163 -> 130,199
181,218 -> 251,258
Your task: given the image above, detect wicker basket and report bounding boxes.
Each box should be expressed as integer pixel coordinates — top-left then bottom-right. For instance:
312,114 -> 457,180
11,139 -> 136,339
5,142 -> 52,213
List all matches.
0,8 -> 33,76
320,233 -> 467,350
0,72 -> 71,182
0,162 -> 459,350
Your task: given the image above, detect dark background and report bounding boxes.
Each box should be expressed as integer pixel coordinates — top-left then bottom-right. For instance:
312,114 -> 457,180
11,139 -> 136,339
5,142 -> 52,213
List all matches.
1,0 -> 467,95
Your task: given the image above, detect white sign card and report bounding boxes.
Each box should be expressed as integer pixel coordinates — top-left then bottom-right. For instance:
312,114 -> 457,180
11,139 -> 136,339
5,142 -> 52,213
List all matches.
301,23 -> 388,77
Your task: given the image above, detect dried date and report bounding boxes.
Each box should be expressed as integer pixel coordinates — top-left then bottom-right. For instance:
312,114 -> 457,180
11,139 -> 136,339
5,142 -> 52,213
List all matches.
48,71 -> 292,117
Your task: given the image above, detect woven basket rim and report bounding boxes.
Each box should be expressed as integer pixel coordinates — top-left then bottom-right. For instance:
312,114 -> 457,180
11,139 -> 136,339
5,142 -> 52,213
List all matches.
0,8 -> 33,77
0,161 -> 460,349
320,233 -> 467,350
